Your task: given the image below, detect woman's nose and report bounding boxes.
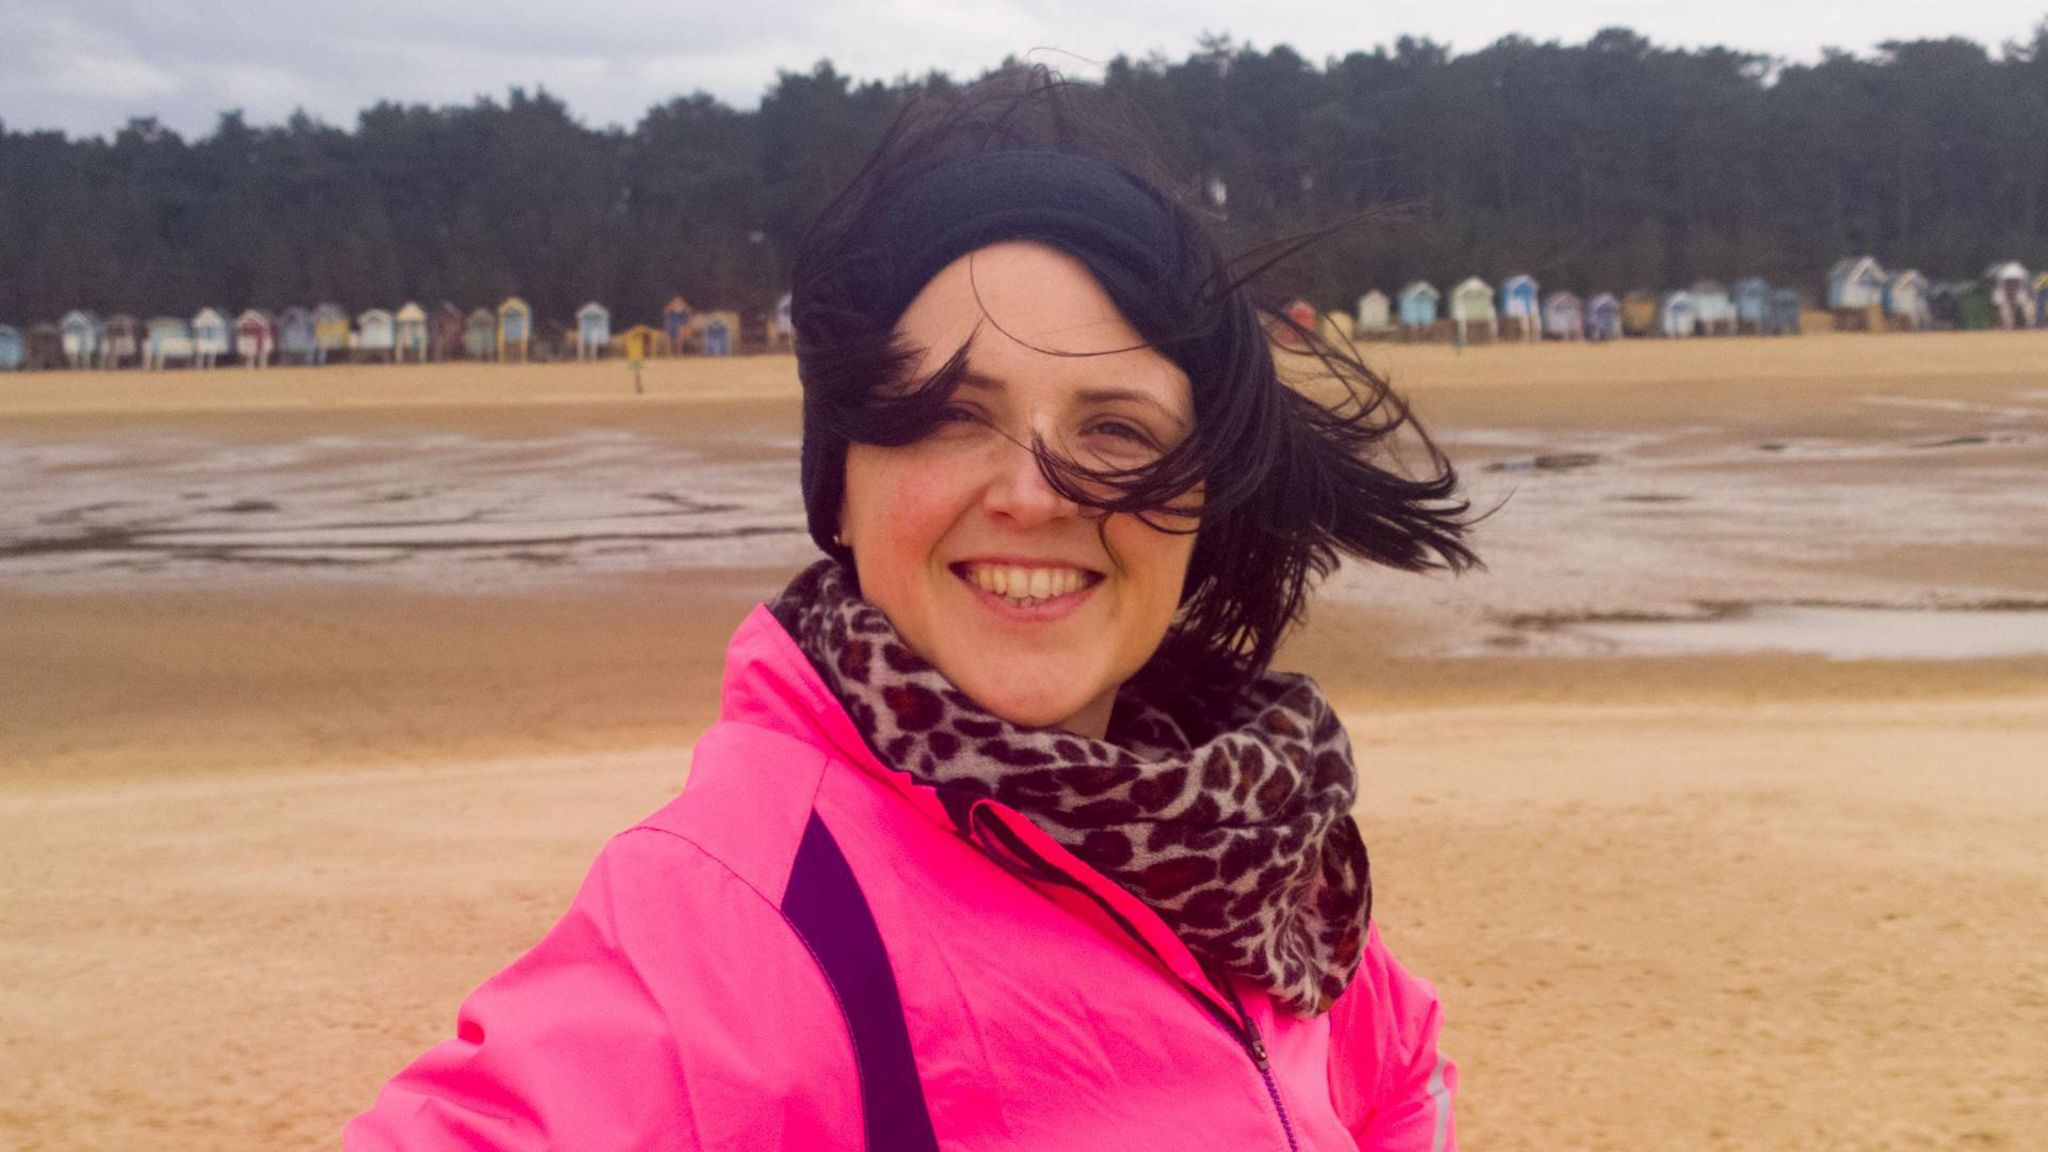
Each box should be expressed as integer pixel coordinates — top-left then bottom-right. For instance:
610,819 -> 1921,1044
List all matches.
981,432 -> 1081,525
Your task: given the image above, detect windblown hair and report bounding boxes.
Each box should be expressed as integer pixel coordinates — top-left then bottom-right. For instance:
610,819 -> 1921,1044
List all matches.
790,67 -> 1478,684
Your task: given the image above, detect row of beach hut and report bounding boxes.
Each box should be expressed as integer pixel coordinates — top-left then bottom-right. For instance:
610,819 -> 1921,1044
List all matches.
1330,261 -> 2046,345
0,294 -> 798,371
1347,276 -> 1800,343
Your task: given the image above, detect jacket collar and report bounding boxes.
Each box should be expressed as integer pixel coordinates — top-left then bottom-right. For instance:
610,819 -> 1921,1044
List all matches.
719,604 -> 1241,1024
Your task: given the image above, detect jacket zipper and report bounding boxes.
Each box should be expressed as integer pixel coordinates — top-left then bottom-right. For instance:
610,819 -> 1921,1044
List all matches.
969,805 -> 1303,1151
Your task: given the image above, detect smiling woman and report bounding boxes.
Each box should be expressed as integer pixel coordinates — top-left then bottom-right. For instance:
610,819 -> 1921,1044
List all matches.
839,242 -> 1200,738
349,68 -> 1476,1152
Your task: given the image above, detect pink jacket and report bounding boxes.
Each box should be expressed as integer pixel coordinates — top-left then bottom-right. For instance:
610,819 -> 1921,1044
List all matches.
347,607 -> 1456,1150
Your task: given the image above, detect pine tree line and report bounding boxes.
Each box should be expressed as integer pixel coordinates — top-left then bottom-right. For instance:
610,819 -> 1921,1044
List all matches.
3,21 -> 2047,326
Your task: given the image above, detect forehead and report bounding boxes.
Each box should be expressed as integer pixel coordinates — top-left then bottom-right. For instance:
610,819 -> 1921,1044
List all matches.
894,241 -> 1191,411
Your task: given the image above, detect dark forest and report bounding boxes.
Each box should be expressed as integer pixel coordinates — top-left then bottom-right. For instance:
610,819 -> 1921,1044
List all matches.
4,22 -> 2047,324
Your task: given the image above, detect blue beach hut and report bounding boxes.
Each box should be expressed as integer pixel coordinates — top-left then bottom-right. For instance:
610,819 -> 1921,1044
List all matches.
1499,274 -> 1539,341
1734,278 -> 1771,332
60,310 -> 101,368
1883,271 -> 1929,330
0,325 -> 21,370
1827,257 -> 1885,310
576,302 -> 611,360
1397,281 -> 1439,329
1768,289 -> 1802,335
702,315 -> 733,357
1657,291 -> 1697,337
279,308 -> 317,363
1585,293 -> 1622,342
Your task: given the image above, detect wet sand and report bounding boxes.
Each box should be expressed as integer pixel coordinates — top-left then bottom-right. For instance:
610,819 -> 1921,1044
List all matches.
3,333 -> 2047,1150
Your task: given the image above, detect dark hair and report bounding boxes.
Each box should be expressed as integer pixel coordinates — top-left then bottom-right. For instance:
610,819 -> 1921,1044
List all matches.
790,67 -> 1477,683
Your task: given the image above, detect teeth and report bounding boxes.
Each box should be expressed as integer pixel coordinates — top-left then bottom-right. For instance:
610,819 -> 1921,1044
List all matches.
966,563 -> 1091,604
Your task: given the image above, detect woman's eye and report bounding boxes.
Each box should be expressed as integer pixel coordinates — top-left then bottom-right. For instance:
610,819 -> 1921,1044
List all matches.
1091,420 -> 1154,446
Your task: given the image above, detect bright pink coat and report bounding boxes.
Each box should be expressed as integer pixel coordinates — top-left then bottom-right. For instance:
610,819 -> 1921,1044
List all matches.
347,606 -> 1457,1150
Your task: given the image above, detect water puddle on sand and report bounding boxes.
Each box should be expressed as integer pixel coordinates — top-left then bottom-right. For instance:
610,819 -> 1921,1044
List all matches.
1559,606 -> 2048,661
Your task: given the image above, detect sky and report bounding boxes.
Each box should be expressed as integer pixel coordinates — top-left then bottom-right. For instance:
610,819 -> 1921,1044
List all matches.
3,0 -> 2044,139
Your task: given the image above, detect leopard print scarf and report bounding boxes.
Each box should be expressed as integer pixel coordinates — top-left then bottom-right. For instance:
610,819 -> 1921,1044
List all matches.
770,559 -> 1371,1016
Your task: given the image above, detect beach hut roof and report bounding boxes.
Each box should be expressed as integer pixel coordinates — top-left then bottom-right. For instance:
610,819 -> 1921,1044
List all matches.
498,296 -> 530,315
61,309 -> 99,327
1399,281 -> 1439,300
1360,289 -> 1389,304
1886,269 -> 1926,287
1504,273 -> 1536,289
1985,261 -> 2029,280
359,308 -> 393,323
194,306 -> 227,326
396,301 -> 426,322
577,301 -> 610,320
313,302 -> 346,320
235,308 -> 271,325
1543,289 -> 1582,306
1588,292 -> 1620,308
1453,276 -> 1493,294
1831,256 -> 1884,279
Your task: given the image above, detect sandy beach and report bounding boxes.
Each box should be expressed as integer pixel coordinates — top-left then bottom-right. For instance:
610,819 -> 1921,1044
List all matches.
3,333 -> 2046,1150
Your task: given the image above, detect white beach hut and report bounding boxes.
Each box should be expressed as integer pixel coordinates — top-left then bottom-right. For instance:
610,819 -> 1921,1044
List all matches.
192,307 -> 232,368
1448,277 -> 1497,343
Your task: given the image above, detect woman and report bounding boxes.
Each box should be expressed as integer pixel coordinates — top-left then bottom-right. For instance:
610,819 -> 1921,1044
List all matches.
348,71 -> 1475,1151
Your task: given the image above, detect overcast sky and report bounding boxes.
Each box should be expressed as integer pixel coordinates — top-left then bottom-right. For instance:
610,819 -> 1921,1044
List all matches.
4,0 -> 2044,139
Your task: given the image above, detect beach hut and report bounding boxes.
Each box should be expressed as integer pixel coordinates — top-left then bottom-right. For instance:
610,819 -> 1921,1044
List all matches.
1448,278 -> 1497,343
576,302 -> 611,361
278,308 -> 317,364
192,307 -> 232,368
1583,293 -> 1622,342
621,324 -> 663,361
99,314 -> 141,368
2036,273 -> 2048,326
431,302 -> 464,361
1621,291 -> 1658,336
234,310 -> 274,368
1827,257 -> 1886,310
463,309 -> 496,360
1540,291 -> 1582,341
355,309 -> 396,361
1767,289 -> 1803,335
25,324 -> 62,370
1691,281 -> 1736,335
1499,274 -> 1539,341
773,291 -> 795,351
1986,262 -> 2036,329
1396,282 -> 1440,331
313,303 -> 350,365
497,297 -> 531,362
1656,291 -> 1697,338
0,325 -> 21,370
662,296 -> 693,353
1882,271 -> 1930,331
394,302 -> 429,363
1733,278 -> 1772,333
701,313 -> 734,357
1956,282 -> 1997,330
1355,291 -> 1391,333
145,316 -> 196,370
59,310 -> 101,369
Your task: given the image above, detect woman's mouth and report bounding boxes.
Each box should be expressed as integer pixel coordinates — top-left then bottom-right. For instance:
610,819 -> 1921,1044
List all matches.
951,561 -> 1103,614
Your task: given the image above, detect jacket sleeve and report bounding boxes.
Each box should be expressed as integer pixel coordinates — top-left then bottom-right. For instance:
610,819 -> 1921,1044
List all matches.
344,828 -> 859,1151
1327,922 -> 1458,1152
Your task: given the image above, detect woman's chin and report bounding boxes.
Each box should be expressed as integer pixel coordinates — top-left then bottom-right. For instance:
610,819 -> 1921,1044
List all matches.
944,664 -> 1111,735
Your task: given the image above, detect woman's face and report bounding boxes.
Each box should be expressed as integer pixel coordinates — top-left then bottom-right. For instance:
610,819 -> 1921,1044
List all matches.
839,241 -> 1198,739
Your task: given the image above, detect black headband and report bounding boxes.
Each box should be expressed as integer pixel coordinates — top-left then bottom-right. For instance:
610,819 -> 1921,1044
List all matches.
864,150 -> 1182,326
